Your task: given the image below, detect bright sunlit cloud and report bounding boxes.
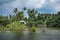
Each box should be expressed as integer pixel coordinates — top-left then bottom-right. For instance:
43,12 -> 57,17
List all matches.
0,0 -> 60,16
25,0 -> 46,8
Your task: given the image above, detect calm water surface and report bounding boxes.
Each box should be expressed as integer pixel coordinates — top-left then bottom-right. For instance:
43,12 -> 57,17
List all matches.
0,30 -> 60,40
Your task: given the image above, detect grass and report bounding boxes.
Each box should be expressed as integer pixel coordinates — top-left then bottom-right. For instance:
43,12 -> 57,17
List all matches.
31,27 -> 36,32
0,21 -> 60,32
0,21 -> 26,31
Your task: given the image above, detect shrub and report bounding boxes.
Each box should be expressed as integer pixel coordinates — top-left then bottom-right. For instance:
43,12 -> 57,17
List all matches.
6,21 -> 26,31
31,24 -> 36,32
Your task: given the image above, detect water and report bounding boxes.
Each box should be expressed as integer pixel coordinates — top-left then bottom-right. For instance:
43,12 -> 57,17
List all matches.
0,30 -> 60,40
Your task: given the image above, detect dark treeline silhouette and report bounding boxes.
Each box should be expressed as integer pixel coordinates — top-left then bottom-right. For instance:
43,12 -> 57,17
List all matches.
0,7 -> 60,28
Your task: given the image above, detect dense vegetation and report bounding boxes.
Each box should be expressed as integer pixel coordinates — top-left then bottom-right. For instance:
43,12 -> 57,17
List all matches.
0,7 -> 60,29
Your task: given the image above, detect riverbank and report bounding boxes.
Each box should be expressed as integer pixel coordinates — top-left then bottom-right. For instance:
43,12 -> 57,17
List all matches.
0,27 -> 60,32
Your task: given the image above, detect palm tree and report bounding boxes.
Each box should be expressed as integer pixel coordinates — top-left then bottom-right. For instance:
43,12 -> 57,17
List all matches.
14,8 -> 18,14
23,7 -> 26,10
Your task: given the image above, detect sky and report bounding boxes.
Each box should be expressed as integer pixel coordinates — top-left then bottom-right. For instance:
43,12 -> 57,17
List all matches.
0,0 -> 60,17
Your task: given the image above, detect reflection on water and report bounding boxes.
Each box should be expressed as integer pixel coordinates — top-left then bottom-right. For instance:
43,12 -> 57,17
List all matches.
15,31 -> 36,40
15,31 -> 24,40
0,31 -> 60,40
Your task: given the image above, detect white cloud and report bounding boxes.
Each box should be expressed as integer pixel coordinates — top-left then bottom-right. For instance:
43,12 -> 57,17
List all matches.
50,0 -> 56,3
49,0 -> 60,12
26,0 -> 46,8
10,0 -> 23,8
50,0 -> 60,3
0,0 -> 46,12
0,0 -> 60,15
0,0 -> 24,10
54,6 -> 60,12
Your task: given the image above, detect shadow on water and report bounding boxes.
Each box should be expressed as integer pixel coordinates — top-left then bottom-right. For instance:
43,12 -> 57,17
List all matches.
14,31 -> 36,40
0,31 -> 15,40
14,31 -> 24,40
0,30 -> 60,40
28,31 -> 36,40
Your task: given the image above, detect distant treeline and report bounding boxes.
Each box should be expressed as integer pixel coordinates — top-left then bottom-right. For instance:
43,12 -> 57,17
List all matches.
0,7 -> 60,28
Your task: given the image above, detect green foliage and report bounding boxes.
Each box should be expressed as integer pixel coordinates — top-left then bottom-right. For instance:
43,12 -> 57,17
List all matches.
0,7 -> 60,29
0,16 -> 11,26
6,21 -> 26,31
23,7 -> 26,10
14,8 -> 18,14
16,11 -> 24,20
0,27 -> 5,31
31,24 -> 36,32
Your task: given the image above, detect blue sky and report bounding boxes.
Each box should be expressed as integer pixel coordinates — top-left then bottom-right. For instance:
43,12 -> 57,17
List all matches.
0,0 -> 60,17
